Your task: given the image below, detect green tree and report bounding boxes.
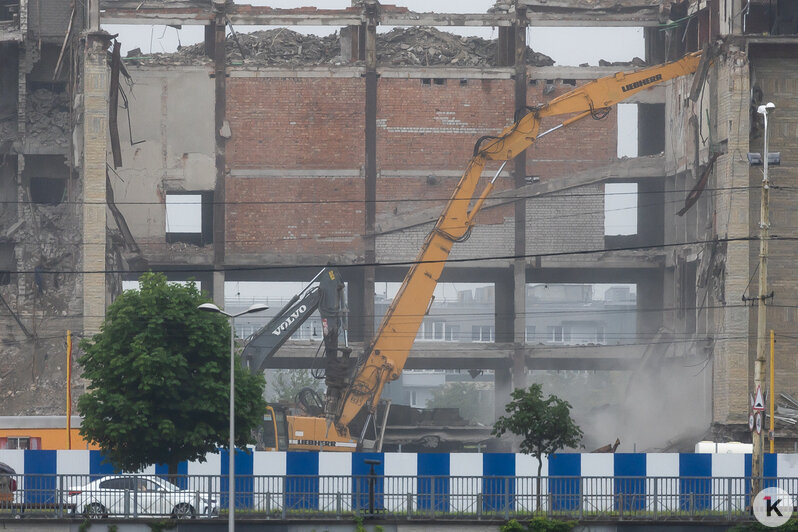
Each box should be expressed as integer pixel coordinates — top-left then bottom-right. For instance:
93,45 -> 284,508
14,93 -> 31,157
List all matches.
78,272 -> 266,474
493,384 -> 583,510
426,382 -> 494,425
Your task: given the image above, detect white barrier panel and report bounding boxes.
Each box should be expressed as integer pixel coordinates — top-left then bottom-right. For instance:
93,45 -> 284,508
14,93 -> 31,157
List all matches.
646,453 -> 679,511
384,453 -> 416,513
581,454 -> 614,512
319,452 -> 351,512
252,452 -> 285,512
711,454 -> 745,512
449,453 -> 482,513
515,453 -> 548,513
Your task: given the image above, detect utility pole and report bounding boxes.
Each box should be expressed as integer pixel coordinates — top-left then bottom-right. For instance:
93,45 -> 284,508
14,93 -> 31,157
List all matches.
752,102 -> 775,498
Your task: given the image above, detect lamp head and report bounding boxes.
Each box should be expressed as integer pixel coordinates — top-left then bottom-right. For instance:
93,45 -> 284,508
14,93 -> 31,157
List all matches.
243,303 -> 269,314
757,102 -> 775,115
198,303 -> 221,312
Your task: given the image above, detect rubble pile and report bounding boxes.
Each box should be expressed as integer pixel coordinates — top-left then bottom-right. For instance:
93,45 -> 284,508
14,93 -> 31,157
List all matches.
125,26 -> 554,67
378,27 -> 553,67
168,28 -> 342,65
25,89 -> 70,148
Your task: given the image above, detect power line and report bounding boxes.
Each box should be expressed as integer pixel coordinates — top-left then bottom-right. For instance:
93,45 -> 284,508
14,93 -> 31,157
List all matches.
0,235 -> 764,275
1,184 -> 756,207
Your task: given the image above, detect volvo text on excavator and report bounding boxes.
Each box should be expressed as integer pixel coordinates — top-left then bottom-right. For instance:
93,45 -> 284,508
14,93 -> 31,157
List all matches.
247,51 -> 705,452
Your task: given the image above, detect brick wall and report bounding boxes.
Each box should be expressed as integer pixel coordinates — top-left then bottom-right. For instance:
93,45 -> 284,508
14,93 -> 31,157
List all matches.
226,75 -> 616,259
227,176 -> 364,256
227,78 -> 365,169
377,78 -> 515,170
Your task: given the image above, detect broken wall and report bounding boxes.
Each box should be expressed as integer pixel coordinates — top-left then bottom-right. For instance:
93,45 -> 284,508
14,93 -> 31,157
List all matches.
708,48 -> 751,430
112,66 -> 215,264
0,15 -> 87,415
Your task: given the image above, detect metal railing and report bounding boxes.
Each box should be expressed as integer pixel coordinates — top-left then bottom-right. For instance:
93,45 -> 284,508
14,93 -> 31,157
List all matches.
0,473 -> 786,521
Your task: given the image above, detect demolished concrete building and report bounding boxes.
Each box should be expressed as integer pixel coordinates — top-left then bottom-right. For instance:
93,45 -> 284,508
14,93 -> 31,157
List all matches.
1,0 -> 797,450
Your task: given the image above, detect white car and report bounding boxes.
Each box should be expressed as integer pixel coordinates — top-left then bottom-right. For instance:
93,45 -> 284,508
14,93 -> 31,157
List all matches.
68,475 -> 218,518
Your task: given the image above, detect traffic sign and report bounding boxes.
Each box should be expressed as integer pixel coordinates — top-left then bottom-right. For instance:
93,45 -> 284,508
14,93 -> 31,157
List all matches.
753,385 -> 766,411
749,413 -> 756,431
755,412 -> 763,435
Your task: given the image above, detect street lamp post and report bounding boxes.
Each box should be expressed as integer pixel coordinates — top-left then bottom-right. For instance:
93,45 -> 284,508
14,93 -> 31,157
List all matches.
751,101 -> 775,499
198,302 -> 268,532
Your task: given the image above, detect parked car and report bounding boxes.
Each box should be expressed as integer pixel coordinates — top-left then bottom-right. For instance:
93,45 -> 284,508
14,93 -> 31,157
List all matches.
0,462 -> 17,506
68,475 -> 217,518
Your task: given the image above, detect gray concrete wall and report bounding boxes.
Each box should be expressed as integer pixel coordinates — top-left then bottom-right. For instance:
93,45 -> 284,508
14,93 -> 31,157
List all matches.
112,67 -> 215,250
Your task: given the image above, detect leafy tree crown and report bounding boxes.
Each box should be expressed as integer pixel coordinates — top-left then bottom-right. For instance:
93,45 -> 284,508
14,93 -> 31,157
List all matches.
78,272 -> 266,472
493,384 -> 583,460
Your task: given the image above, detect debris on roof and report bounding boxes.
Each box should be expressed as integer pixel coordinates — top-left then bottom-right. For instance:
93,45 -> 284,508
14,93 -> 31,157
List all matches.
124,26 -> 554,67
377,27 -> 553,67
598,57 -> 647,67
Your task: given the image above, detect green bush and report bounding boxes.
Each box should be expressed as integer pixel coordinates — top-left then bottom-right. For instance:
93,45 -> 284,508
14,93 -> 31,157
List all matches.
501,517 -> 576,532
527,517 -> 577,532
728,519 -> 798,531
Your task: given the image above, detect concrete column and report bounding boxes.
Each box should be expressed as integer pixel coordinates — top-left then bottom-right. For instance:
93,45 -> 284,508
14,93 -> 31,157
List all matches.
636,270 -> 663,339
82,31 -> 112,334
494,271 -> 514,343
494,367 -> 513,420
347,271 -> 366,342
512,6 -> 528,392
213,270 -> 225,307
362,3 -> 377,344
211,7 -> 227,309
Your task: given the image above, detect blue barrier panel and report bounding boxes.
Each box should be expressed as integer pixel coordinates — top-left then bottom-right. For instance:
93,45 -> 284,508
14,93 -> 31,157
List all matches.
483,453 -> 514,512
285,452 -> 318,510
418,453 -> 448,512
24,450 -> 56,505
155,462 -> 188,489
679,454 -> 711,511
549,454 -> 580,511
614,453 -> 646,511
89,451 -> 120,479
220,449 -> 254,510
744,453 -> 778,508
352,452 -> 384,512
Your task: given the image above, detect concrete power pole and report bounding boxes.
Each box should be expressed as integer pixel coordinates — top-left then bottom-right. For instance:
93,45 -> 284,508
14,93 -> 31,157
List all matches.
752,101 -> 775,498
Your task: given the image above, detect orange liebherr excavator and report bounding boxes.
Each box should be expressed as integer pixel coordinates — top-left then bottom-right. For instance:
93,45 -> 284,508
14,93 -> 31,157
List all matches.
262,51 -> 703,452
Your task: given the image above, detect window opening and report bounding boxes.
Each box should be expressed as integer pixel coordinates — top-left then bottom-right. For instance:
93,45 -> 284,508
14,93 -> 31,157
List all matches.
604,182 -> 638,236
165,191 -> 213,245
549,325 -> 564,343
617,103 -> 638,158
24,155 -> 69,205
0,243 -> 13,285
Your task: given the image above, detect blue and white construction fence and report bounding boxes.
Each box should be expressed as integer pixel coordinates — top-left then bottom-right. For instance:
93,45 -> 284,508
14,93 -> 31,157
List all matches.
2,450 -> 796,514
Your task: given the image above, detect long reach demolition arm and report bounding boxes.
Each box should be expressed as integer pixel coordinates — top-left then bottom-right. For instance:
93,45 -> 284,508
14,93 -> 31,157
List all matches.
292,51 -> 704,446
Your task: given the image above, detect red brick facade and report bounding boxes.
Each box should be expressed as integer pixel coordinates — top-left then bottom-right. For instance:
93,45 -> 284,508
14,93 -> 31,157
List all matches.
224,75 -> 616,256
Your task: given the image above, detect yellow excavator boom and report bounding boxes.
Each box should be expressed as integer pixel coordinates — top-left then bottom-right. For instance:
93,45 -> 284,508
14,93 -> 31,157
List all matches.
290,51 -> 704,448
